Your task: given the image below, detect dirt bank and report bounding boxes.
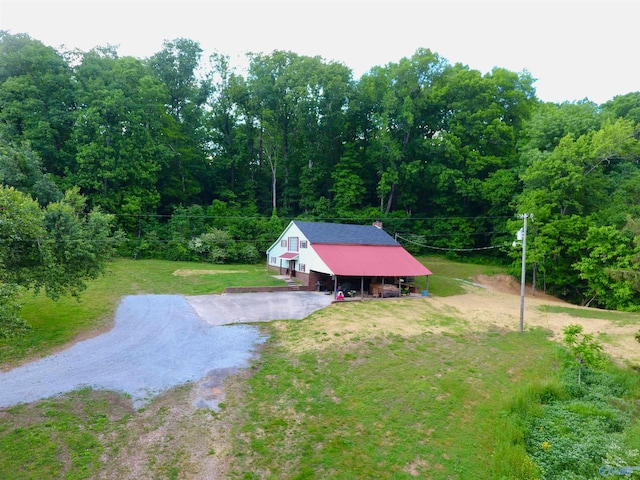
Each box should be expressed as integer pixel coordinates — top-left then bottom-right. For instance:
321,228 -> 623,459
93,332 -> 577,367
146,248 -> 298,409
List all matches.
449,274 -> 640,366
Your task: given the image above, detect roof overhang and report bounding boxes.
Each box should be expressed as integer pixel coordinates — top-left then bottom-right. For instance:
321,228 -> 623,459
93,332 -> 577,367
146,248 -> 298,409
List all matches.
279,252 -> 299,260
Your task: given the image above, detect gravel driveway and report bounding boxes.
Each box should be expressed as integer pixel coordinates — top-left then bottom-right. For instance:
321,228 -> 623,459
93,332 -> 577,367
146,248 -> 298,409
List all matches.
0,292 -> 333,409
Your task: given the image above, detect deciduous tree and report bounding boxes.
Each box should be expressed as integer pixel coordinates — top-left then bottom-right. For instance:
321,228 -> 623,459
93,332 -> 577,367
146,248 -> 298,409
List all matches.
0,186 -> 119,337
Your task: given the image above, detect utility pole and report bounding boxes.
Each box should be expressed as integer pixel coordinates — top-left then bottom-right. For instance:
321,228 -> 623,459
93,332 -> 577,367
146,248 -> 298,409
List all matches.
519,213 -> 533,333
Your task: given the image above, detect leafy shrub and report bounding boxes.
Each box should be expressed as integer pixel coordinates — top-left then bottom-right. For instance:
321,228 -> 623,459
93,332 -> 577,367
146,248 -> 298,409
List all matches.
188,229 -> 232,263
235,244 -> 262,264
563,324 -> 606,385
162,241 -> 195,261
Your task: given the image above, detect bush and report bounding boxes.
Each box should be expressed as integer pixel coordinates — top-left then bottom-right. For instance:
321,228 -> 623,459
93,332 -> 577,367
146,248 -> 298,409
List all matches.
234,244 -> 262,264
188,229 -> 232,263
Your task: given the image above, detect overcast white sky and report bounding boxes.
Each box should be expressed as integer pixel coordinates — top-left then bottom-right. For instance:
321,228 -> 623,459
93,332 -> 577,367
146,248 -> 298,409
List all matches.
1,0 -> 638,105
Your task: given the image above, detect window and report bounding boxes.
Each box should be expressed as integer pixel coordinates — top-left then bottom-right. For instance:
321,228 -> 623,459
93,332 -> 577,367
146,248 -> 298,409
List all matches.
299,264 -> 306,272
300,240 -> 308,249
288,236 -> 299,252
281,239 -> 287,247
271,256 -> 277,264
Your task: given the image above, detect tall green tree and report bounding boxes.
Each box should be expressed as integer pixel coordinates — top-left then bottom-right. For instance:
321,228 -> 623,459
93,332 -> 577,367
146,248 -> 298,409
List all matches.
0,32 -> 76,179
517,117 -> 640,304
246,51 -> 351,215
418,64 -> 536,248
602,91 -> 640,126
68,48 -> 171,232
0,132 -> 62,205
247,50 -> 304,214
574,225 -> 639,310
205,53 -> 244,201
290,58 -> 351,214
149,38 -> 211,208
430,65 -> 536,215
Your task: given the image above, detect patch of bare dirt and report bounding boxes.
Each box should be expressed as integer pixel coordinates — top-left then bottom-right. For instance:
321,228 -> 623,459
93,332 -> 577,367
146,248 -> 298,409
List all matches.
96,382 -> 235,480
448,274 -> 640,366
472,273 -> 566,303
172,269 -> 247,276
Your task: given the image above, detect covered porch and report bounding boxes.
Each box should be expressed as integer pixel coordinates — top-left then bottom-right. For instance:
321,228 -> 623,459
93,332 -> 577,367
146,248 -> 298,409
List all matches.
308,242 -> 432,300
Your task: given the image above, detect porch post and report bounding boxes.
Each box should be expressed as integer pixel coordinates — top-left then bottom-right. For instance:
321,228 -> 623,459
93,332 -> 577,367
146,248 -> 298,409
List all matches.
361,277 -> 364,299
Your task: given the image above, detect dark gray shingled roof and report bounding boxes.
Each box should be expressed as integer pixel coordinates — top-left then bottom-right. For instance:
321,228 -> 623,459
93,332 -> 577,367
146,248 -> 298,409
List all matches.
293,221 -> 399,246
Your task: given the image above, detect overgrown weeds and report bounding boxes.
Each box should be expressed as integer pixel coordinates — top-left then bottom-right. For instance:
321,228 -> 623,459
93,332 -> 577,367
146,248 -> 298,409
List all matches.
505,348 -> 640,479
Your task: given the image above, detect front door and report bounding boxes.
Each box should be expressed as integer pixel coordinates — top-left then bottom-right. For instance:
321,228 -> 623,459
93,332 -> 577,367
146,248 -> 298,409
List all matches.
289,260 -> 296,277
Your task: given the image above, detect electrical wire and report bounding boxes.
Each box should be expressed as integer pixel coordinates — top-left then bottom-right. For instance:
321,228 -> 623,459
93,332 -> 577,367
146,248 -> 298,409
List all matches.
395,233 -> 512,252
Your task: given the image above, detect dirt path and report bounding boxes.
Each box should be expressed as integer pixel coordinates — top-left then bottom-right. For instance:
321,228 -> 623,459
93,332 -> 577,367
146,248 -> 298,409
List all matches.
442,274 -> 640,366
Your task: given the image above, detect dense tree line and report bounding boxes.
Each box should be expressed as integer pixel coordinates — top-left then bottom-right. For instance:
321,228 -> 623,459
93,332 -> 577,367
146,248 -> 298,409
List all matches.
2,31 -> 640,310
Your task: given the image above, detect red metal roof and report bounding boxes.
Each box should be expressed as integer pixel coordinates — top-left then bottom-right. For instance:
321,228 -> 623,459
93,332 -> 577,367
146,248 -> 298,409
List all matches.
312,244 -> 432,277
279,252 -> 299,259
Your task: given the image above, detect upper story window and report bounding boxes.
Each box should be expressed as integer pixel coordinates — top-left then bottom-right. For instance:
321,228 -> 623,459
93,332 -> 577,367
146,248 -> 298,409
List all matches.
300,240 -> 308,249
281,239 -> 287,247
288,236 -> 299,252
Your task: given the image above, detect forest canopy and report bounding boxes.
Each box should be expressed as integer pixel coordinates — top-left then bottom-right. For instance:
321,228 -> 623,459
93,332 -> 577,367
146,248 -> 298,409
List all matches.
1,31 -> 640,311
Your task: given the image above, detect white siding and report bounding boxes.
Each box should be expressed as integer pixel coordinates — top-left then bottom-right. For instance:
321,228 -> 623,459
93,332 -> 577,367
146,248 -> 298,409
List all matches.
266,222 -> 333,274
304,245 -> 332,275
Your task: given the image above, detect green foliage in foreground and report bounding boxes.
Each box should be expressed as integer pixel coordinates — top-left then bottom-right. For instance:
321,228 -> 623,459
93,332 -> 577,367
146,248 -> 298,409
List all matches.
0,186 -> 119,338
563,324 -> 606,385
510,351 -> 640,479
228,321 -> 640,479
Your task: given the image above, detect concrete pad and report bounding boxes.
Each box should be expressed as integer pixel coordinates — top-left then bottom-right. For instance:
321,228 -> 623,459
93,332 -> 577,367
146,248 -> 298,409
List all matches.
186,291 -> 335,326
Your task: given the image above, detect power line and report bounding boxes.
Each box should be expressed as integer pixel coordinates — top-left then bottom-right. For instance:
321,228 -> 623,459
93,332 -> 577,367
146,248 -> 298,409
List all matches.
395,233 -> 512,252
105,213 -> 514,221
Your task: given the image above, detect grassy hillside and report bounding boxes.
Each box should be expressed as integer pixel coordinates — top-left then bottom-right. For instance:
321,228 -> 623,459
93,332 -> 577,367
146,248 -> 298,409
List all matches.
1,257 -> 639,479
227,312 -> 555,478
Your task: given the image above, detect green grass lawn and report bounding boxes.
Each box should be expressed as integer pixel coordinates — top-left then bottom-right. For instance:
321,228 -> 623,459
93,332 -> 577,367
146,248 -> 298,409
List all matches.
228,323 -> 557,479
418,255 -> 508,297
539,304 -> 640,326
2,256 -> 639,479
